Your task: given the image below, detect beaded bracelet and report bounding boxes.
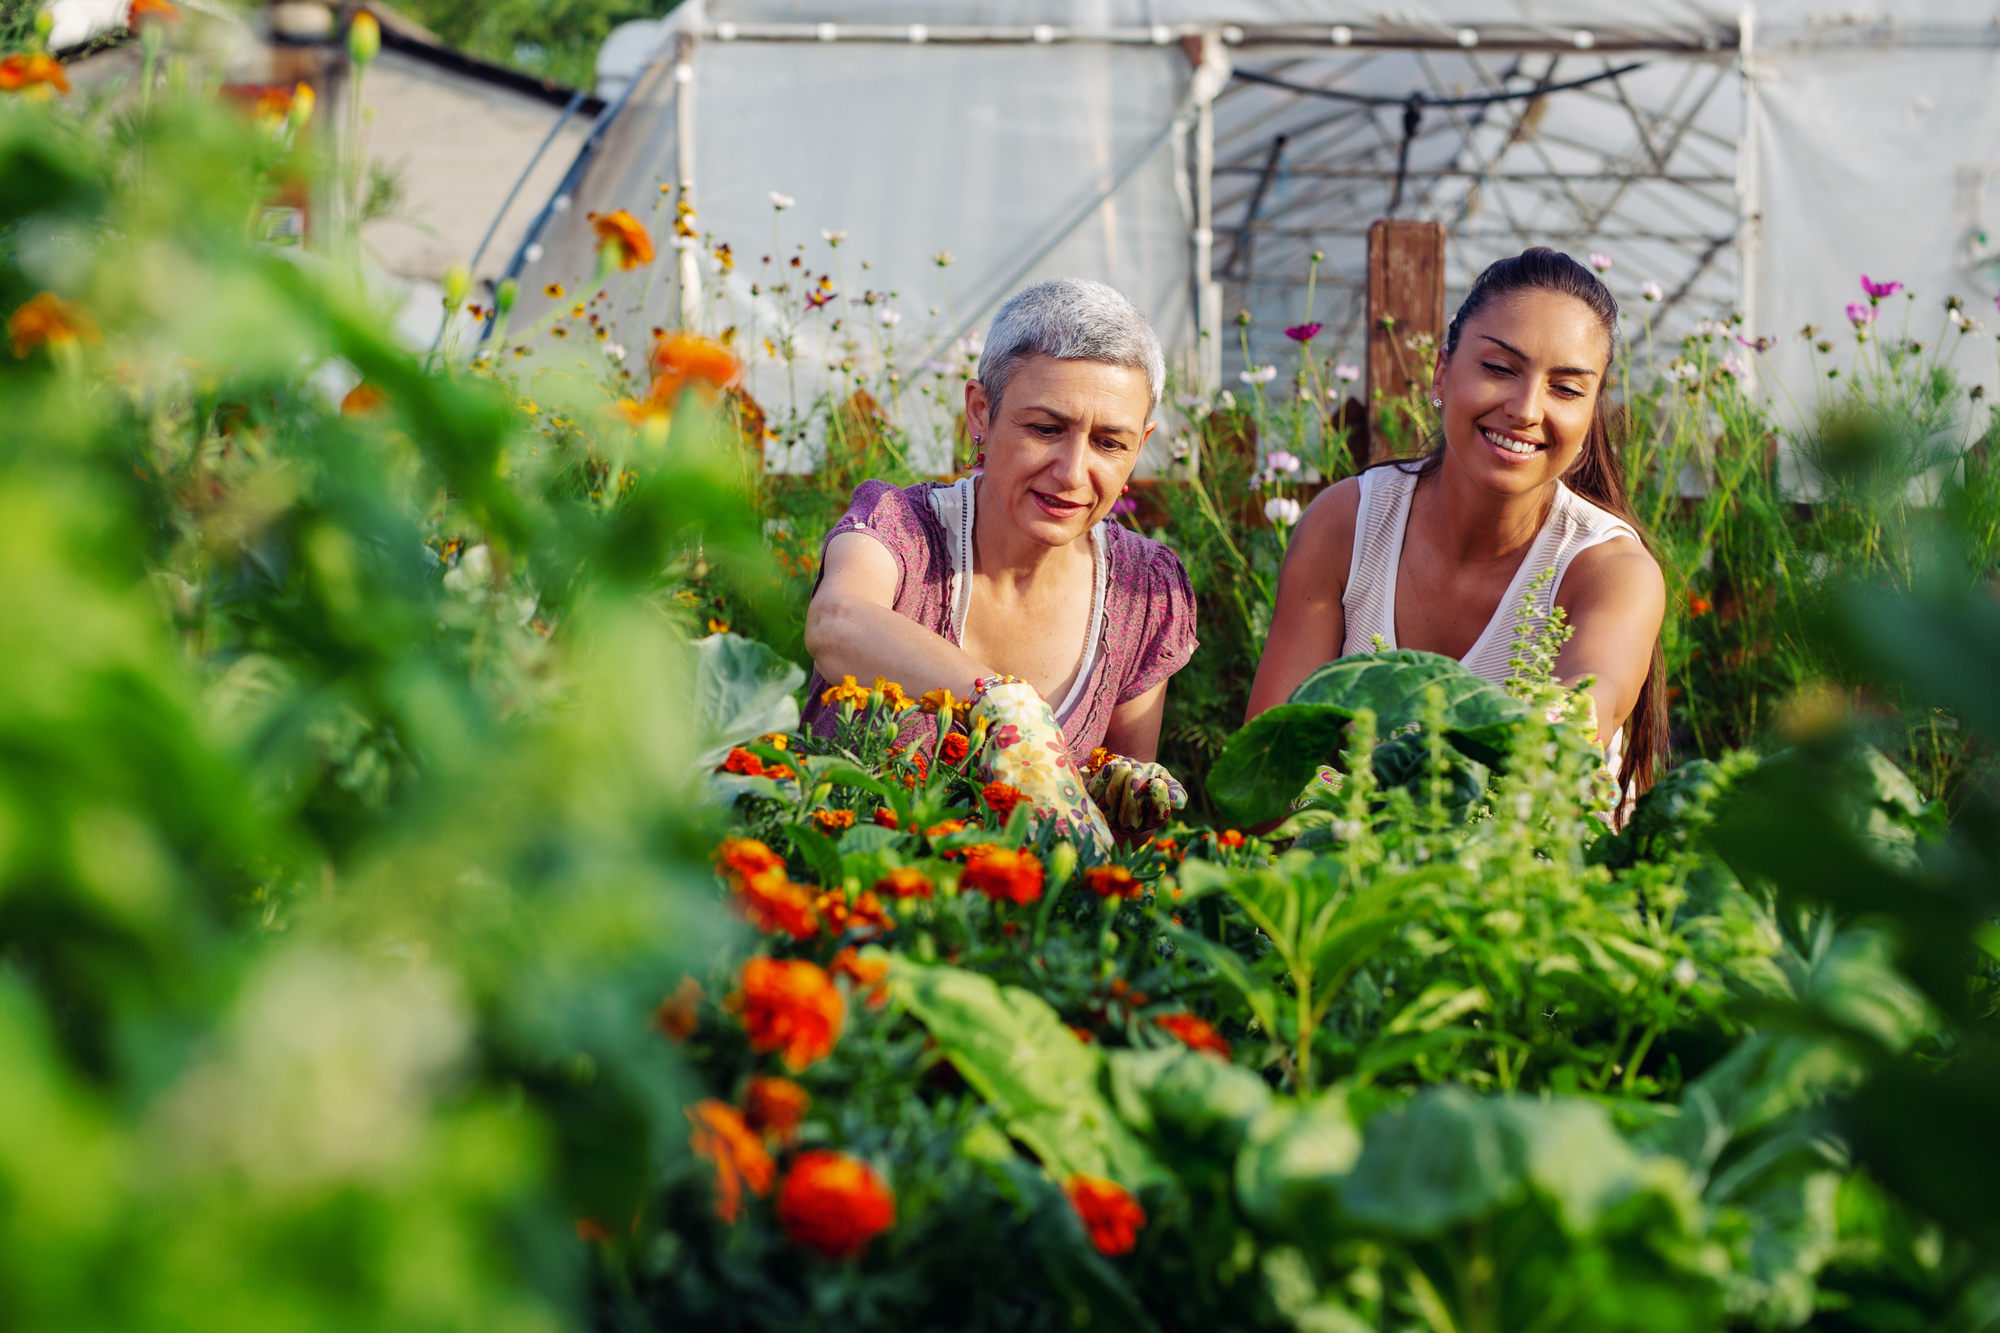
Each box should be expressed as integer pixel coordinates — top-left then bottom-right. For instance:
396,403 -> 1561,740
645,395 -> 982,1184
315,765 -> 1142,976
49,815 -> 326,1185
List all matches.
968,673 -> 1028,707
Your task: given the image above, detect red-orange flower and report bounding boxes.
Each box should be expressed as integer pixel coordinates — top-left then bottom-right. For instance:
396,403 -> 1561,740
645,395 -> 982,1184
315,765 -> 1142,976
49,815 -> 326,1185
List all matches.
737,957 -> 845,1070
982,782 -> 1027,823
871,807 -> 900,830
1083,747 -> 1114,776
1155,1012 -> 1232,1059
687,1098 -> 774,1223
128,0 -> 180,27
744,1075 -> 810,1146
719,746 -> 767,777
814,889 -> 896,940
8,292 -> 97,358
1066,1174 -> 1146,1256
651,975 -> 704,1042
829,945 -> 891,1007
874,867 -> 933,900
960,845 -> 1044,904
716,836 -> 785,884
812,808 -> 857,834
924,819 -> 966,841
0,53 -> 72,97
649,330 -> 742,403
340,381 -> 388,416
938,733 -> 971,765
737,876 -> 819,940
777,1150 -> 896,1259
590,209 -> 655,269
1216,830 -> 1246,850
1688,593 -> 1712,617
1081,865 -> 1142,900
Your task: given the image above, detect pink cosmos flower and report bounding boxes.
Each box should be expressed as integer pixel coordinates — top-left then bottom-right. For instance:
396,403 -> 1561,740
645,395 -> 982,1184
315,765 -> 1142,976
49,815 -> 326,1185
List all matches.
1588,253 -> 1612,273
1860,275 -> 1902,302
1845,303 -> 1876,327
1284,322 -> 1322,342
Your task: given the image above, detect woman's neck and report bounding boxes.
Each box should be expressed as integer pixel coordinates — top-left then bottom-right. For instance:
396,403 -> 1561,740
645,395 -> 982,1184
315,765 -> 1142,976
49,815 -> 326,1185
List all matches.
969,476 -> 1091,593
1414,455 -> 1557,566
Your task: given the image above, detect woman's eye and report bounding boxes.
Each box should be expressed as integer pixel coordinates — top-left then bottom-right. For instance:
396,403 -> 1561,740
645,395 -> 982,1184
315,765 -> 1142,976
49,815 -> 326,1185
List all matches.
1482,362 -> 1513,376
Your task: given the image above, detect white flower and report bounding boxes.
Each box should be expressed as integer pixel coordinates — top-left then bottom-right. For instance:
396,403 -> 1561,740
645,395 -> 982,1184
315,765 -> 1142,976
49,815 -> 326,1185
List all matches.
1265,449 -> 1302,474
769,192 -> 794,209
604,342 -> 627,360
1589,252 -> 1612,272
821,228 -> 846,244
1239,364 -> 1278,385
1333,363 -> 1361,382
1667,360 -> 1699,381
1264,496 -> 1302,527
1950,307 -> 1986,332
924,358 -> 953,375
1672,958 -> 1698,989
1217,389 -> 1236,410
1719,352 -> 1747,379
1640,279 -> 1664,302
1168,435 -> 1192,460
443,543 -> 492,599
878,309 -> 901,327
954,331 -> 984,359
1692,318 -> 1727,340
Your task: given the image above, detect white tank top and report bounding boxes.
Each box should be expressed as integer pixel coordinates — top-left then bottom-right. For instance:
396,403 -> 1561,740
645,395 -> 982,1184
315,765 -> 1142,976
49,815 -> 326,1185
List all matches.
1341,463 -> 1640,770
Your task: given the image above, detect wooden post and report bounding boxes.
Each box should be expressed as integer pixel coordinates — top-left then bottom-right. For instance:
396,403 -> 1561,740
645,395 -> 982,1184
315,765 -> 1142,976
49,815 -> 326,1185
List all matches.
1365,219 -> 1446,462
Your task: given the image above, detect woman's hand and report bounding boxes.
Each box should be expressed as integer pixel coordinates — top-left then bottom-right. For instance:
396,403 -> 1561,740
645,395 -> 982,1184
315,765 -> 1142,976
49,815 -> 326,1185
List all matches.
1083,752 -> 1186,832
968,678 -> 1112,851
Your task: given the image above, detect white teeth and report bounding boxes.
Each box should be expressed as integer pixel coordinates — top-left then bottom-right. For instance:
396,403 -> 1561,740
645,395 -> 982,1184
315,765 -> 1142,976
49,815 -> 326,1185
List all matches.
1483,427 -> 1537,455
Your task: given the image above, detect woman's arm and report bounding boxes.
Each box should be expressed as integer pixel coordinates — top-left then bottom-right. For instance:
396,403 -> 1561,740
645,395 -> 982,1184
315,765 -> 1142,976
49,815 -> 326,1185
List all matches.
1100,681 -> 1168,763
804,533 -> 993,699
1244,479 -> 1361,722
1552,535 -> 1667,737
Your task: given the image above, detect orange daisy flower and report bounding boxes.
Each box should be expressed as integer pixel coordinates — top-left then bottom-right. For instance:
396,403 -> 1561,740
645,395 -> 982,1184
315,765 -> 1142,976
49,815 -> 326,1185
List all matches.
829,945 -> 891,1007
960,845 -> 1044,905
590,209 -> 655,269
340,381 -> 388,416
718,746 -> 767,778
1216,830 -> 1246,850
687,1099 -> 774,1223
820,673 -> 870,709
649,329 -> 742,403
776,1150 -> 896,1259
735,875 -> 819,940
871,808 -> 900,830
737,957 -> 845,1070
1066,1174 -> 1146,1256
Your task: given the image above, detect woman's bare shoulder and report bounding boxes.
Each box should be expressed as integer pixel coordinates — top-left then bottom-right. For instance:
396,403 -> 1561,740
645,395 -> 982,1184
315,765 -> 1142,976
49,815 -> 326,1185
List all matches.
1293,475 -> 1362,548
1273,475 -> 1363,607
1560,533 -> 1665,609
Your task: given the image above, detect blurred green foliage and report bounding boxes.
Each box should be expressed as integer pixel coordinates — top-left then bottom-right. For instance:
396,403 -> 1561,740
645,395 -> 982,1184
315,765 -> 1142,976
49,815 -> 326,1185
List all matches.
397,0 -> 684,90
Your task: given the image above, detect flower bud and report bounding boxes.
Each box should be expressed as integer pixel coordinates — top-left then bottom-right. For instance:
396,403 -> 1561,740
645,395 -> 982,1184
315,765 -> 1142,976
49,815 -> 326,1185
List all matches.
288,81 -> 315,130
1045,842 -> 1078,896
347,11 -> 380,65
494,277 -> 518,315
34,8 -> 54,40
443,262 -> 471,310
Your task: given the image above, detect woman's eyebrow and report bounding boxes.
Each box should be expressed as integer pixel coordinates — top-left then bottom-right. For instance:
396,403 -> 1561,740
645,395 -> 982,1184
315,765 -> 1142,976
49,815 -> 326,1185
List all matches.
1479,334 -> 1599,379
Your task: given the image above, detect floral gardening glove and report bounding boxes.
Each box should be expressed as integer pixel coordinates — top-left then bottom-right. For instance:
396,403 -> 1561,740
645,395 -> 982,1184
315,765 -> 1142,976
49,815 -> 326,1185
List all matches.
969,677 -> 1113,852
1290,764 -> 1345,812
1083,749 -> 1187,832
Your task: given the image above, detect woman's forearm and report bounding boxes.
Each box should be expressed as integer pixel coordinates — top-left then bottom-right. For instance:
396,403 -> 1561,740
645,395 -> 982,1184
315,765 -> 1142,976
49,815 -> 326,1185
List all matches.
803,594 -> 992,701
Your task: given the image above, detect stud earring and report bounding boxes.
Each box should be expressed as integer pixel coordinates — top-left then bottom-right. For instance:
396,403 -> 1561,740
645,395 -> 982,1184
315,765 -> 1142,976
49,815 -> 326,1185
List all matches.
1431,397 -> 1443,408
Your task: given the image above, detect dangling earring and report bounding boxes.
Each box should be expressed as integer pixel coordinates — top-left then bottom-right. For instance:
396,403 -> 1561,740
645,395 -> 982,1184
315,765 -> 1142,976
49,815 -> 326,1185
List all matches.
1121,484 -> 1130,494
974,453 -> 985,466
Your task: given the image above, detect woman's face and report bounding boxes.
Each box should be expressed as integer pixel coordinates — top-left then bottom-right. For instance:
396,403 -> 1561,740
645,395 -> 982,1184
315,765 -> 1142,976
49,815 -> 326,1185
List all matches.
965,354 -> 1155,548
1431,288 -> 1610,498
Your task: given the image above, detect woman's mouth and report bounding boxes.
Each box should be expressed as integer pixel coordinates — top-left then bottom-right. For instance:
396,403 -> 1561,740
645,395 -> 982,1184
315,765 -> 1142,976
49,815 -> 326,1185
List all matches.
1480,425 -> 1544,458
1031,490 -> 1089,517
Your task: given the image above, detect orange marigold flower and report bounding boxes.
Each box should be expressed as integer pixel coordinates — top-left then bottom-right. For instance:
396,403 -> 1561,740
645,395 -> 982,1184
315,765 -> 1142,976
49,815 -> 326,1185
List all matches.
960,845 -> 1044,905
982,781 -> 1027,823
738,957 -> 845,1070
821,674 -> 871,709
871,677 -> 914,711
650,329 -> 742,403
744,1075 -> 810,1145
128,0 -> 180,26
923,819 -> 966,841
0,53 -> 71,97
758,732 -> 791,751
874,867 -> 933,899
687,1098 -> 774,1224
812,808 -> 857,834
1083,747 -> 1114,776
1155,1012 -> 1232,1059
340,381 -> 388,416
938,732 -> 972,765
8,292 -> 98,358
1149,836 -> 1182,862
776,1150 -> 896,1259
767,762 -> 796,781
719,746 -> 767,777
1688,593 -> 1712,617
1216,829 -> 1246,850
735,875 -> 819,940
1081,864 -> 1142,899
830,945 -> 891,1006
871,807 -> 900,830
589,209 -> 655,269
813,888 -> 895,940
917,686 -> 959,715
1066,1174 -> 1146,1256
716,836 -> 786,886
904,748 -> 930,780
651,975 -> 704,1042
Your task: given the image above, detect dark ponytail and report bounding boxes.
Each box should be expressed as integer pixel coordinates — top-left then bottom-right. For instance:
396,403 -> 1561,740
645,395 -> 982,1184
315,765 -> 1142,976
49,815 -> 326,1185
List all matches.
1385,247 -> 1667,794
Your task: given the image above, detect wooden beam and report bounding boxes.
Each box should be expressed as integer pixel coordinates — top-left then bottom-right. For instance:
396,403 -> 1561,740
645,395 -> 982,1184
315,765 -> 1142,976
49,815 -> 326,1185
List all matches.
1365,219 -> 1445,462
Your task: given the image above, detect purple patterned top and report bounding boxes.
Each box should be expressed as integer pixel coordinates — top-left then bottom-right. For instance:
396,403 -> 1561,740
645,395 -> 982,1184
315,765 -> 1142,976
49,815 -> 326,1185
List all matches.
800,480 -> 1199,765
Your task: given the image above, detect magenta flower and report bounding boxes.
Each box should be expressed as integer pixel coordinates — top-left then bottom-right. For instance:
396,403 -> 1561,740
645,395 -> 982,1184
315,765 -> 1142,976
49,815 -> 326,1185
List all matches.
1284,322 -> 1322,342
1859,274 -> 1902,302
1845,303 -> 1876,327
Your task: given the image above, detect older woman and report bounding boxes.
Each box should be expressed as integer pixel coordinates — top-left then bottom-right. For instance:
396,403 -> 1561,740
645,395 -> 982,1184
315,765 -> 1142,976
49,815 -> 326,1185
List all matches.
801,278 -> 1198,840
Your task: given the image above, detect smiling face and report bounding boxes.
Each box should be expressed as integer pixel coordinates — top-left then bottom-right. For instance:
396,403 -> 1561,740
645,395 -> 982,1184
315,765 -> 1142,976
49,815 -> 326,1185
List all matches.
1431,288 -> 1611,497
964,354 -> 1156,548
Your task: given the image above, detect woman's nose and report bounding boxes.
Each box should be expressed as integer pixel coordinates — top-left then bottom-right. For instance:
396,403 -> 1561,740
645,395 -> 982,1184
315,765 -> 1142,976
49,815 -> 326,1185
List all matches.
1049,436 -> 1091,488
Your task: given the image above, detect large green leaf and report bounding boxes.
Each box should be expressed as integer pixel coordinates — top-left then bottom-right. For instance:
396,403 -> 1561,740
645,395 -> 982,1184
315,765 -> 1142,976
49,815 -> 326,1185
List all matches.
1105,1047 -> 1272,1164
1234,1093 -> 1364,1237
889,959 -> 1167,1188
1288,650 -> 1530,762
691,632 -> 805,770
1206,703 -> 1352,827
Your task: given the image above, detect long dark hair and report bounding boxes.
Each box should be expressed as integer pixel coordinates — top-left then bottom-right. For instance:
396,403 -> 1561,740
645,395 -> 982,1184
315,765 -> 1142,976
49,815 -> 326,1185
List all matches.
1383,246 -> 1666,794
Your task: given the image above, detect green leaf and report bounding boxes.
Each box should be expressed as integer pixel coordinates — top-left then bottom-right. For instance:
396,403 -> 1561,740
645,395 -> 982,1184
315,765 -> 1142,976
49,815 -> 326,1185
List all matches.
837,824 -> 901,857
1234,1092 -> 1364,1238
782,821 -> 844,889
1105,1047 -> 1273,1163
1288,649 -> 1530,763
1166,925 -> 1283,1037
1207,703 -> 1352,827
888,959 -> 1167,1188
691,632 -> 805,770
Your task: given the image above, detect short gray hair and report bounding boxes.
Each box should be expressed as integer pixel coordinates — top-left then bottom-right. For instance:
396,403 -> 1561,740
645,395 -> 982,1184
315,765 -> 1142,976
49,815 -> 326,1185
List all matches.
976,278 -> 1165,416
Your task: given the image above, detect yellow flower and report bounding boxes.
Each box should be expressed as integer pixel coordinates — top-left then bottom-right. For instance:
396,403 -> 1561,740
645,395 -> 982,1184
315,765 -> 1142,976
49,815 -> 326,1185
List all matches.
543,283 -> 565,300
871,677 -> 913,712
708,618 -> 730,634
917,687 -> 959,716
758,733 -> 790,751
821,675 -> 870,709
